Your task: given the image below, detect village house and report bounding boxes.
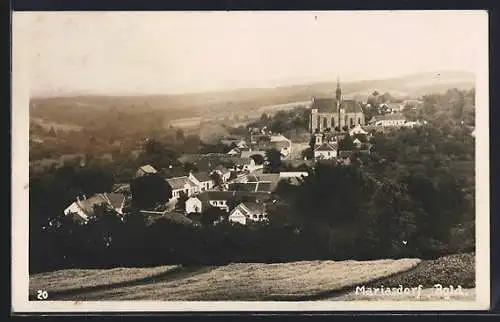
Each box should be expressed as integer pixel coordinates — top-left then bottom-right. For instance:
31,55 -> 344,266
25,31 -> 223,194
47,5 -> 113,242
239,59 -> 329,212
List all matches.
185,195 -> 203,214
192,190 -> 272,213
166,176 -> 200,199
135,164 -> 158,178
188,171 -> 215,192
63,193 -> 128,222
236,139 -> 249,149
314,142 -> 338,160
228,202 -> 268,225
369,113 -> 407,127
349,124 -> 369,136
230,156 -> 263,173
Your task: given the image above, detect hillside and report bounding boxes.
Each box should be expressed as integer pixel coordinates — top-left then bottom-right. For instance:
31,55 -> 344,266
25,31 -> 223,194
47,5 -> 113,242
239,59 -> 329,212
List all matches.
30,70 -> 475,124
30,258 -> 421,301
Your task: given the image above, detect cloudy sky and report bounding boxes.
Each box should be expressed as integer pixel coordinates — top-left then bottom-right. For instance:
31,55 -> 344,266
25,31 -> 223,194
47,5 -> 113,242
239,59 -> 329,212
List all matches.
15,11 -> 486,96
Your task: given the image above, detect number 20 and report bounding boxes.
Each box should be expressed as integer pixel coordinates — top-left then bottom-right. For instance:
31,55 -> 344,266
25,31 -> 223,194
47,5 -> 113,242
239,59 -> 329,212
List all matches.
36,290 -> 48,300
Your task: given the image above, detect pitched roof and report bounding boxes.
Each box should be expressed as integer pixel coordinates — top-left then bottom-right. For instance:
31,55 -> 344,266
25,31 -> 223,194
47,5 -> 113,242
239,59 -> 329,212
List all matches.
103,193 -> 127,210
240,202 -> 266,215
230,157 -> 252,165
241,150 -> 266,159
270,134 -> 290,143
112,183 -> 130,193
75,195 -> 109,216
315,142 -> 337,152
138,164 -> 158,174
191,171 -> 212,182
256,182 -> 273,192
214,165 -> 230,173
312,98 -> 363,113
166,176 -> 189,190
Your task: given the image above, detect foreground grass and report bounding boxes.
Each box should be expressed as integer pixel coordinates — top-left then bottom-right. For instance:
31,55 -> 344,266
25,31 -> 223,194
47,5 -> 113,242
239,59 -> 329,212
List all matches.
46,258 -> 421,301
330,253 -> 475,301
29,265 -> 180,296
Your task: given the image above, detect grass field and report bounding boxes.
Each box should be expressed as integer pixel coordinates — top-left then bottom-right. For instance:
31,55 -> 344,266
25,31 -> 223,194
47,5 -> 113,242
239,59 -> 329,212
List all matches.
30,258 -> 420,301
329,253 -> 475,301
29,265 -> 180,297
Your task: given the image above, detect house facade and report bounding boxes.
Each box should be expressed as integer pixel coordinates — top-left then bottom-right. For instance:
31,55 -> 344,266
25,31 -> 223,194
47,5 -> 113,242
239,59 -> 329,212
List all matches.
229,202 -> 268,225
185,196 -> 203,214
369,114 -> 407,127
314,142 -> 338,160
63,193 -> 127,222
166,176 -> 200,199
189,172 -> 214,192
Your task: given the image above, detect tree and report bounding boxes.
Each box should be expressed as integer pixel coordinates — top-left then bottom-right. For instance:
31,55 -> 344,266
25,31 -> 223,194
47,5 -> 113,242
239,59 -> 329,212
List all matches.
339,135 -> 354,151
250,154 -> 265,165
301,147 -> 313,160
210,172 -> 223,187
200,206 -> 227,226
130,174 -> 172,210
183,162 -> 198,173
175,191 -> 188,213
264,148 -> 282,173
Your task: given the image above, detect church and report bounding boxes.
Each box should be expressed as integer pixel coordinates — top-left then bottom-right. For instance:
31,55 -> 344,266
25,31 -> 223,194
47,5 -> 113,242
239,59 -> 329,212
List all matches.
309,79 -> 365,133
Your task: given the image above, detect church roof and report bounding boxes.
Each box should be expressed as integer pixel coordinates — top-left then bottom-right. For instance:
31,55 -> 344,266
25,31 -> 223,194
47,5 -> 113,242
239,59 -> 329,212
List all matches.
312,98 -> 363,113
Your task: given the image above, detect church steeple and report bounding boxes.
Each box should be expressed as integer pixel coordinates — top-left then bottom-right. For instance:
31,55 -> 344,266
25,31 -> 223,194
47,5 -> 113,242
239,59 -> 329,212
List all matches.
335,76 -> 342,102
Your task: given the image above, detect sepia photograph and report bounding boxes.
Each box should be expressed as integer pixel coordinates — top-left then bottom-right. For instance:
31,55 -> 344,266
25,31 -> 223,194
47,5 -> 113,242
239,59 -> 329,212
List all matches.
12,10 -> 489,312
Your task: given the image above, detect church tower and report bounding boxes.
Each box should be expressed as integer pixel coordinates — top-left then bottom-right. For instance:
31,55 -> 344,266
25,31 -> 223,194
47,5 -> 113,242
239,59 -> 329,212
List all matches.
336,76 -> 344,130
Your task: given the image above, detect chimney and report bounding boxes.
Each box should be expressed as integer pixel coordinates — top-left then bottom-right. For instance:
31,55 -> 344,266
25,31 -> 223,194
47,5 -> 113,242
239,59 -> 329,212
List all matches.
76,196 -> 81,202
83,194 -> 87,200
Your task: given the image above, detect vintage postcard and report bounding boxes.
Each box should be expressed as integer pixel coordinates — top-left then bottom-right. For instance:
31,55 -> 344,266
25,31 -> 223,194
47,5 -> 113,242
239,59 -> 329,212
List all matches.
12,10 -> 490,312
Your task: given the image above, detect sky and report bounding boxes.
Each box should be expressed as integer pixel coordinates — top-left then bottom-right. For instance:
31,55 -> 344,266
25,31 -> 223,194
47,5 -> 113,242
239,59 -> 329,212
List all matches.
14,11 -> 487,97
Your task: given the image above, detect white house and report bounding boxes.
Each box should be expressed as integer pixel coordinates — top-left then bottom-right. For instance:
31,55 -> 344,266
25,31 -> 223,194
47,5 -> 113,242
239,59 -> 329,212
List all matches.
369,114 -> 407,127
314,142 -> 338,160
189,171 -> 214,192
203,191 -> 234,212
349,124 -> 368,136
185,196 -> 203,214
236,139 -> 248,149
166,176 -> 200,199
229,202 -> 268,225
64,193 -> 127,222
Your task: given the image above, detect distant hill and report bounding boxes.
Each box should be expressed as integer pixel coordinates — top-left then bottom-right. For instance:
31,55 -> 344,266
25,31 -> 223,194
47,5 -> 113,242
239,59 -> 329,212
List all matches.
31,70 -> 475,122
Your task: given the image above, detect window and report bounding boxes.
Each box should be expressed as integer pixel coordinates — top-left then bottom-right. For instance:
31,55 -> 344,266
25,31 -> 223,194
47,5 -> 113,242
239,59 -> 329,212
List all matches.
323,117 -> 327,129
358,117 -> 361,124
327,152 -> 330,156
331,117 -> 335,128
350,118 -> 354,126
317,116 -> 320,128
